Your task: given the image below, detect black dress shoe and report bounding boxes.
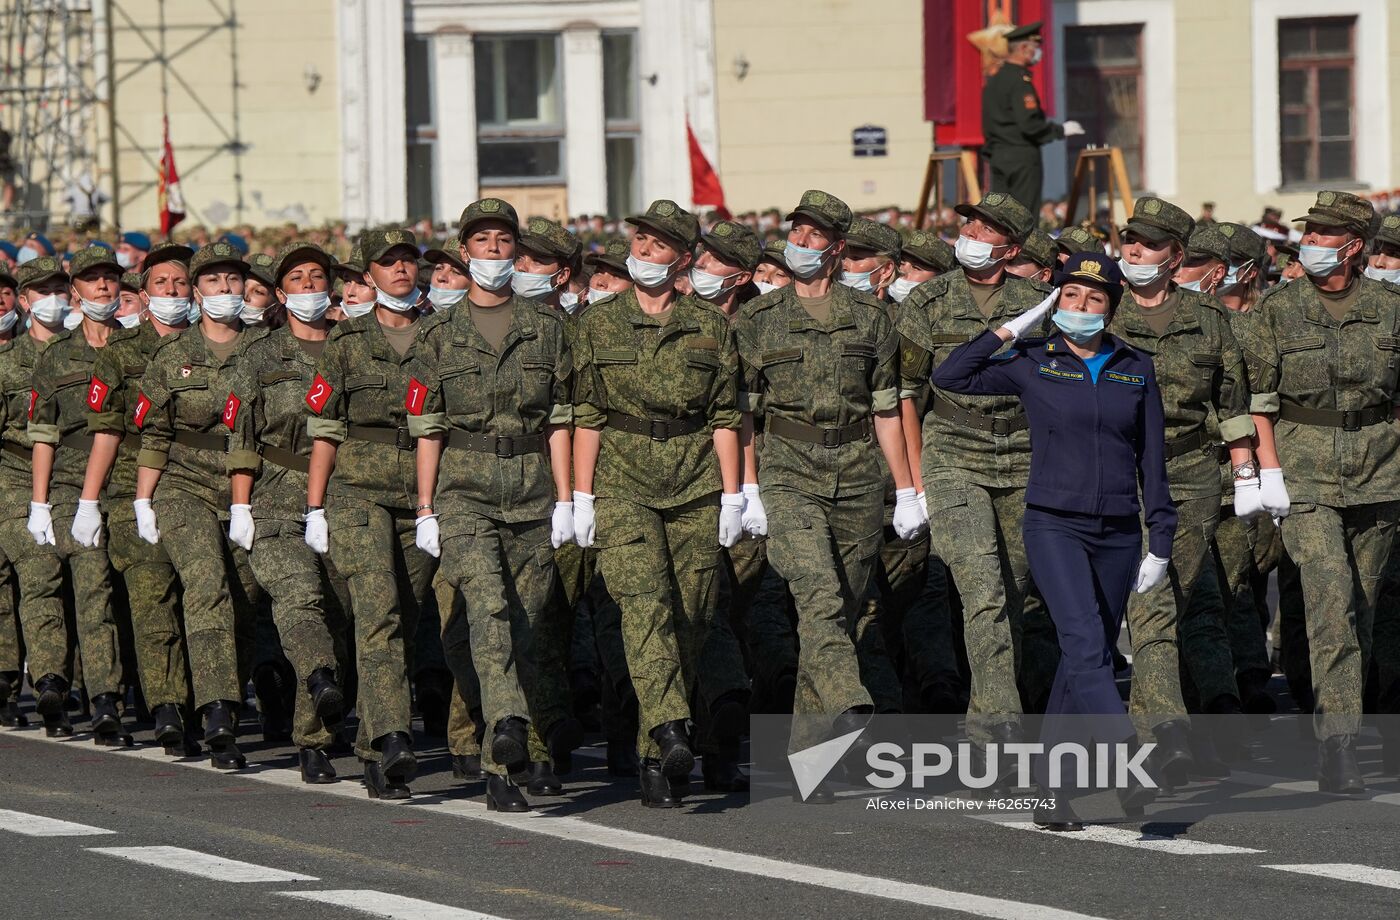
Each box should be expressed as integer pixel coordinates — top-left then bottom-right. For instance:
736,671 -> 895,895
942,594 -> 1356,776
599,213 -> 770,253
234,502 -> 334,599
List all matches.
203,700 -> 238,745
1317,734 -> 1365,795
1151,720 -> 1193,787
299,747 -> 338,784
650,720 -> 695,778
526,761 -> 563,796
151,703 -> 183,747
486,774 -> 530,812
377,731 -> 417,783
640,759 -> 681,808
491,717 -> 530,777
34,674 -> 67,719
306,668 -> 345,728
607,740 -> 639,777
702,742 -> 750,792
451,753 -> 483,780
363,760 -> 411,800
1033,795 -> 1084,832
546,716 -> 584,775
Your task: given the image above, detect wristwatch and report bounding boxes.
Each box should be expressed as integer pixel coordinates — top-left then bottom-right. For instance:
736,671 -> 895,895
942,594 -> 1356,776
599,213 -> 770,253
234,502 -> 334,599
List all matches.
304,504 -> 324,515
1231,460 -> 1259,481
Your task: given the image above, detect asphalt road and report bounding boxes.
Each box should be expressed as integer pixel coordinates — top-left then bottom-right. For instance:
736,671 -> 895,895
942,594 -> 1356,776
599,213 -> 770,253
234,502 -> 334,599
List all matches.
2,705 -> 1399,920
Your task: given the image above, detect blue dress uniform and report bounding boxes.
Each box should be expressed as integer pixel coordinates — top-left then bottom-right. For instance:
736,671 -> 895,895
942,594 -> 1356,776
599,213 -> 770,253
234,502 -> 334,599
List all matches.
933,329 -> 1175,727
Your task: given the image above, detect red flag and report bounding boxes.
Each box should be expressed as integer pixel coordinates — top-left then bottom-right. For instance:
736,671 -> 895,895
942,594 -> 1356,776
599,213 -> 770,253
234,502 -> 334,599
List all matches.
158,115 -> 186,238
687,119 -> 730,221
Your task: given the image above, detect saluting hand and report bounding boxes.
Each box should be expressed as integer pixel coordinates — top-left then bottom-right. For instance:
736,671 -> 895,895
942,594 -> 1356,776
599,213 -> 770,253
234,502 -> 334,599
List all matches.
999,288 -> 1060,342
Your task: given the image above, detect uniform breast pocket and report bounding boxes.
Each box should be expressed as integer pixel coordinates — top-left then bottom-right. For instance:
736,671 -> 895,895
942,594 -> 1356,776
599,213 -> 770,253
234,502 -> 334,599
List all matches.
1278,335 -> 1329,394
168,373 -> 213,421
436,362 -> 481,411
1373,335 -> 1400,389
1187,351 -> 1222,402
759,346 -> 804,400
518,359 -> 555,406
839,342 -> 877,398
592,348 -> 638,401
684,347 -> 721,410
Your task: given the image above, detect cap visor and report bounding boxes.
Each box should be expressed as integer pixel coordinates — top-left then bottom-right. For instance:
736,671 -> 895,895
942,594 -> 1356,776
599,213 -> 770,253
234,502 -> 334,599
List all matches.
625,216 -> 689,249
784,207 -> 841,234
954,203 -> 1017,237
1121,222 -> 1174,244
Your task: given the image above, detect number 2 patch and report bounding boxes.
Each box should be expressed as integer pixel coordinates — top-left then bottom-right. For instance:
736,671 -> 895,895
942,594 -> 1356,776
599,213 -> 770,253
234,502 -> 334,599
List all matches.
133,392 -> 152,429
87,376 -> 110,412
405,378 -> 427,416
305,374 -> 332,414
222,392 -> 241,428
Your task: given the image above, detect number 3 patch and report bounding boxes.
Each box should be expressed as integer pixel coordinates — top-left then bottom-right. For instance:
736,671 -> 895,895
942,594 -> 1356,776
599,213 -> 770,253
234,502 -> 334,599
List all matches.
305,374 -> 332,414
222,392 -> 241,429
405,378 -> 427,416
133,393 -> 152,429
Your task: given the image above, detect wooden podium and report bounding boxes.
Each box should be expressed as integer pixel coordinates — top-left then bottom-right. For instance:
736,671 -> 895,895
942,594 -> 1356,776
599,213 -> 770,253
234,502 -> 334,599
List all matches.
914,150 -> 982,230
1062,146 -> 1135,248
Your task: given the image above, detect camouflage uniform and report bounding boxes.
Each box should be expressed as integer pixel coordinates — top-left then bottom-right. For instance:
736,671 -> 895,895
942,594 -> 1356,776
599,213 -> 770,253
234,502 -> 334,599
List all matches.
407,282 -> 573,777
1237,191 -> 1400,739
573,201 -> 739,760
87,319 -> 189,710
897,194 -> 1051,735
307,230 -> 438,762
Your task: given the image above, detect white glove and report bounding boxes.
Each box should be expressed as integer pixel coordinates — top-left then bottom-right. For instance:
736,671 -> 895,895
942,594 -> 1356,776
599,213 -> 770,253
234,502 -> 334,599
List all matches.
27,501 -> 55,545
551,501 -> 574,549
1134,553 -> 1170,594
228,504 -> 255,551
1062,120 -> 1085,137
71,498 -> 103,548
916,490 -> 929,525
1259,468 -> 1290,519
415,513 -> 440,558
741,483 -> 767,537
303,508 -> 328,554
718,492 -> 745,548
892,487 -> 926,541
1232,477 -> 1265,519
573,491 -> 596,548
1001,288 -> 1060,340
134,498 -> 160,545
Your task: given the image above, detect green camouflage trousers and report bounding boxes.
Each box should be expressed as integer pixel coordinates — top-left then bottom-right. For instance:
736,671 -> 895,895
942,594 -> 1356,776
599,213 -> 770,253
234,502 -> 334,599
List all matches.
0,551 -> 20,679
106,503 -> 188,709
447,662 -> 484,757
327,497 -> 438,762
925,481 -> 1024,738
0,509 -> 67,681
1280,501 -> 1399,739
52,502 -> 122,699
1198,509 -> 1280,683
764,487 -> 881,750
595,494 -> 719,761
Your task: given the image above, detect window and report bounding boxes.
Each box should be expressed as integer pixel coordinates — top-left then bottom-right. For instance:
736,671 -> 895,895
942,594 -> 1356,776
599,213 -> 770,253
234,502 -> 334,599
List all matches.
1063,25 -> 1144,192
603,30 -> 640,218
1279,17 -> 1355,186
404,35 -> 435,219
475,35 -> 565,185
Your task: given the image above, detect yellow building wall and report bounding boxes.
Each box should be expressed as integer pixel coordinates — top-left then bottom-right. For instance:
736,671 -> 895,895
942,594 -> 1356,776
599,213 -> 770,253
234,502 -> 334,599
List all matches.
711,0 -> 933,214
107,0 -> 342,233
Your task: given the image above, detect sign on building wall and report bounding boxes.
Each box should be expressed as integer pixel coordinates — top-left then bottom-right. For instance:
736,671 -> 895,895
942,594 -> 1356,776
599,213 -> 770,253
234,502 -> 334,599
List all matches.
852,125 -> 888,157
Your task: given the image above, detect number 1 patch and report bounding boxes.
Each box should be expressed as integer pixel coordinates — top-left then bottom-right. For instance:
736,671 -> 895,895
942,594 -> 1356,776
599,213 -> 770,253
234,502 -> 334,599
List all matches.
305,374 -> 332,414
87,376 -> 110,412
405,377 -> 427,416
133,392 -> 152,429
222,392 -> 241,428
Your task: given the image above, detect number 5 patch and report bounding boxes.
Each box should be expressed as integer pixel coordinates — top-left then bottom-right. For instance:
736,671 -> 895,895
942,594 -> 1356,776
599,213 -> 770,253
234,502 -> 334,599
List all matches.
133,393 -> 152,429
405,377 -> 427,416
87,377 -> 110,412
305,374 -> 332,414
222,392 -> 241,429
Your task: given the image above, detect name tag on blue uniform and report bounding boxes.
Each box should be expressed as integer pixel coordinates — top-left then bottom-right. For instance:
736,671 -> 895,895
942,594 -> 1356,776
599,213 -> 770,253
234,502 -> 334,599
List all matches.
1104,371 -> 1145,387
1038,364 -> 1084,382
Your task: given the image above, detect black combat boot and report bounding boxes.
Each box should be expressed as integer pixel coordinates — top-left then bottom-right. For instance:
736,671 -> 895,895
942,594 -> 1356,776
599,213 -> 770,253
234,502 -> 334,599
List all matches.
650,720 -> 694,778
204,701 -> 246,769
378,730 -> 417,784
639,758 -> 680,808
151,703 -> 183,748
1317,734 -> 1365,795
526,761 -> 563,796
363,760 -> 411,800
1151,719 -> 1194,787
299,747 -> 338,784
490,717 -> 530,779
305,667 -> 345,728
90,693 -> 128,746
0,671 -> 27,727
485,773 -> 529,812
252,661 -> 294,742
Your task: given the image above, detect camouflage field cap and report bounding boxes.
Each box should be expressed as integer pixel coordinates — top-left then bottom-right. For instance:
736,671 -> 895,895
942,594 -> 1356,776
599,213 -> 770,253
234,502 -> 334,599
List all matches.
246,253 -> 278,288
758,239 -> 789,266
423,247 -> 470,277
785,189 -> 853,235
274,241 -> 336,285
458,197 -> 521,238
520,216 -> 582,263
120,271 -> 143,292
359,227 -> 419,264
1292,190 -> 1374,239
584,236 -> 631,275
700,220 -> 762,270
626,199 -> 700,249
845,217 -> 902,261
16,255 -> 68,290
1219,222 -> 1267,266
336,242 -> 367,277
900,228 -> 956,273
954,192 -> 1034,243
1186,223 -> 1232,264
69,245 -> 122,280
1374,213 -> 1400,250
1122,196 -> 1194,246
1019,229 -> 1058,269
140,242 -> 194,275
1055,225 -> 1103,256
189,240 -> 248,279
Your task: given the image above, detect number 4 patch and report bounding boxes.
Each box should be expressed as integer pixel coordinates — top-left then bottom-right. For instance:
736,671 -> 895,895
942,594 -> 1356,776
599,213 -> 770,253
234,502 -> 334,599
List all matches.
305,374 -> 332,414
222,392 -> 241,429
87,376 -> 110,412
405,378 -> 427,416
133,393 -> 152,429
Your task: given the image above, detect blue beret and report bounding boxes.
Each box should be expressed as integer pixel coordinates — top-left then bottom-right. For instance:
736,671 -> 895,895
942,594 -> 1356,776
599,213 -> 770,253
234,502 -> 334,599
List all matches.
121,231 -> 152,251
25,232 -> 54,256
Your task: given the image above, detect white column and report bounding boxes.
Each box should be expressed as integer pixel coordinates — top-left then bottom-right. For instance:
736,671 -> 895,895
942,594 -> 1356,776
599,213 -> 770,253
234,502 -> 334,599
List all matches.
336,0 -> 371,229
432,30 -> 478,222
638,0 -> 689,204
562,27 -> 608,217
364,0 -> 407,223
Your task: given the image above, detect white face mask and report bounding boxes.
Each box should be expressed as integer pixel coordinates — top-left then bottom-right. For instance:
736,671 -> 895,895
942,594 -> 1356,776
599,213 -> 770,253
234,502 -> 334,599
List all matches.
559,290 -> 581,314
587,289 -> 618,308
427,286 -> 467,309
1030,46 -> 1043,65
889,276 -> 921,303
1299,243 -> 1350,277
239,303 -> 267,325
954,236 -> 1004,272
198,292 -> 244,322
839,268 -> 876,294
115,250 -> 136,270
468,258 -> 514,291
627,254 -> 676,288
783,242 -> 830,280
285,291 -> 331,322
16,247 -> 39,265
187,300 -> 202,323
1117,256 -> 1169,287
28,293 -> 69,327
512,269 -> 560,300
1177,275 -> 1211,294
1364,264 -> 1400,284
374,287 -> 419,313
146,296 -> 191,325
0,310 -> 17,333
117,312 -> 142,329
63,310 -> 84,330
689,267 -> 738,301
753,280 -> 778,296
80,297 -> 120,321
343,298 -> 375,319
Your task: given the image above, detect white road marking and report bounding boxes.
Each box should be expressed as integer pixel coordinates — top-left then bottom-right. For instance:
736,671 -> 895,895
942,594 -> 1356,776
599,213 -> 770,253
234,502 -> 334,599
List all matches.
0,808 -> 115,837
277,890 -> 512,919
1263,863 -> 1400,889
86,845 -> 318,882
988,820 -> 1264,855
4,728 -> 1120,920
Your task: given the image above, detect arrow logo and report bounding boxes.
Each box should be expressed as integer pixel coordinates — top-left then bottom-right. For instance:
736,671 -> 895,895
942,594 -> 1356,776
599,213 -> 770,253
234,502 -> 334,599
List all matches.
787,728 -> 865,801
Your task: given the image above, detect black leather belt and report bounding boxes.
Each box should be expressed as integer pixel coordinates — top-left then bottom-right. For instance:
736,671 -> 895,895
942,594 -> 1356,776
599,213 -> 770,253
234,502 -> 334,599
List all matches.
1278,401 -> 1391,432
1164,428 -> 1211,460
766,415 -> 872,448
346,424 -> 414,450
929,393 -> 1028,436
445,430 -> 544,458
1,441 -> 30,461
260,444 -> 311,473
604,410 -> 706,441
172,430 -> 226,451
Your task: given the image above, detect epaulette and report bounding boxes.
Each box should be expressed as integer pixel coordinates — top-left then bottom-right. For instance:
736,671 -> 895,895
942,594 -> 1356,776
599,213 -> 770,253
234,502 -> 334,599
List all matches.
150,324 -> 197,358
738,287 -> 786,319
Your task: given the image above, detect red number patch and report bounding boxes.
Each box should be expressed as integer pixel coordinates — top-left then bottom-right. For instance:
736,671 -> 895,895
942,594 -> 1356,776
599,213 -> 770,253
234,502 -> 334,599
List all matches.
305,374 -> 332,414
133,393 -> 152,429
222,392 -> 241,429
405,377 -> 427,416
27,389 -> 37,420
87,376 -> 110,412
